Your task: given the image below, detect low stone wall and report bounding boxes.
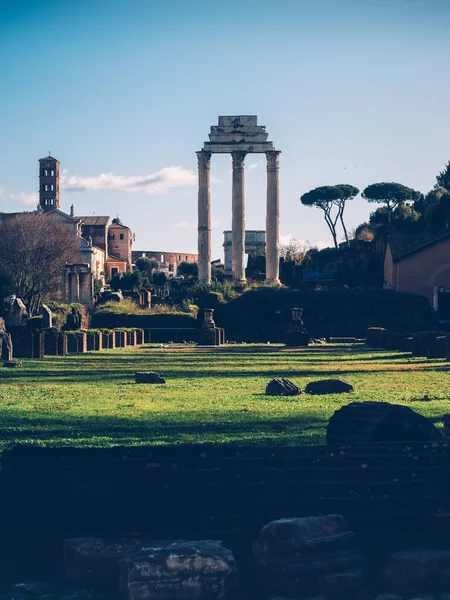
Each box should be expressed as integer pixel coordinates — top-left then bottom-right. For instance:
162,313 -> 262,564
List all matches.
8,327 -> 44,358
115,330 -> 127,347
66,332 -> 87,354
44,330 -> 67,356
126,330 -> 137,346
366,327 -> 450,358
86,331 -> 102,351
101,331 -> 115,349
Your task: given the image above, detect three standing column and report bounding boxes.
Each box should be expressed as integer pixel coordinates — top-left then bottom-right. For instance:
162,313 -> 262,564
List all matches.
265,151 -> 281,284
197,151 -> 212,283
231,151 -> 247,283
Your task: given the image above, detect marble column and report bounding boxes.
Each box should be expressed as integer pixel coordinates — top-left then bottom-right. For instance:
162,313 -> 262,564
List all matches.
71,271 -> 80,303
197,151 -> 212,283
265,151 -> 281,284
63,270 -> 70,302
231,151 -> 246,283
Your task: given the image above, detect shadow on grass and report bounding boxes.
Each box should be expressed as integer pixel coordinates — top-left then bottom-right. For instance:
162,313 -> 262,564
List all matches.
3,363 -> 450,382
0,410 -> 328,447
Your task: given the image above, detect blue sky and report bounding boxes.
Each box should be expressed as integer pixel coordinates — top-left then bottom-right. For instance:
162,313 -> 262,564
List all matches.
1,0 -> 450,259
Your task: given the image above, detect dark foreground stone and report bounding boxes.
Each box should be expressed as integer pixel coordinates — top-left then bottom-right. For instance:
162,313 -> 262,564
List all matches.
135,371 -> 166,384
252,515 -> 365,599
379,548 -> 450,596
265,378 -> 301,396
327,401 -> 443,445
305,379 -> 354,395
119,540 -> 238,600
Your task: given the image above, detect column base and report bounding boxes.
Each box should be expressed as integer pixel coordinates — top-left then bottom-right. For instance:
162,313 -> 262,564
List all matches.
264,278 -> 281,286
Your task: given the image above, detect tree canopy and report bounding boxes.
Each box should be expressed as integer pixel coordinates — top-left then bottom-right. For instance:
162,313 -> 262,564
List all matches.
0,212 -> 80,315
134,256 -> 158,274
300,184 -> 359,248
436,161 -> 450,191
362,182 -> 421,223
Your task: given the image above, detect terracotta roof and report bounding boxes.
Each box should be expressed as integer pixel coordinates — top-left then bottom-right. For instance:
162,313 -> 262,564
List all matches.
389,231 -> 450,262
77,216 -> 110,226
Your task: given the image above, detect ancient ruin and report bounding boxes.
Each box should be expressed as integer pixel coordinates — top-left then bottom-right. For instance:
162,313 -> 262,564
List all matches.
63,263 -> 94,308
197,116 -> 280,284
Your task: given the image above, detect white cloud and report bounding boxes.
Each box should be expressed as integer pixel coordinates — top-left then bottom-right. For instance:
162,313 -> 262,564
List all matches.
8,192 -> 38,206
60,166 -> 197,195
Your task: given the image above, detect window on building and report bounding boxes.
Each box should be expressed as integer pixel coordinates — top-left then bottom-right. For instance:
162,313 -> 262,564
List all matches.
44,184 -> 48,191
185,255 -> 188,260
111,267 -> 118,276
169,264 -> 174,272
109,233 -> 115,240
161,254 -> 164,262
51,169 -> 54,176
120,233 -> 124,240
43,169 -> 48,176
50,184 -> 54,191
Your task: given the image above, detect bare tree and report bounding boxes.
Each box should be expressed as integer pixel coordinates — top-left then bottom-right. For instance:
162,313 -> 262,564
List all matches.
278,239 -> 310,265
0,213 -> 81,315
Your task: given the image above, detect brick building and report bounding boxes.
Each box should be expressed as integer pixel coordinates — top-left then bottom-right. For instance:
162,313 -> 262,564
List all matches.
384,232 -> 450,311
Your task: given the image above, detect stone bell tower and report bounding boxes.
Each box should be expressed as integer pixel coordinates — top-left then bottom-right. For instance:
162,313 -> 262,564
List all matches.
39,154 -> 60,212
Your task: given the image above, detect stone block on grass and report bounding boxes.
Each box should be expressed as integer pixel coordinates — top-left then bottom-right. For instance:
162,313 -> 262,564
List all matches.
265,378 -> 300,396
119,540 -> 238,600
135,371 -> 166,384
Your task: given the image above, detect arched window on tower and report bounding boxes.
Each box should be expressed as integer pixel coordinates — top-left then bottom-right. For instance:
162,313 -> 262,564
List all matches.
43,169 -> 48,176
51,169 -> 54,176
50,184 -> 54,191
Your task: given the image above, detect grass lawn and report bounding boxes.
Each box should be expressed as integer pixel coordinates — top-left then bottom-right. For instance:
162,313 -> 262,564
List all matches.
0,344 -> 448,449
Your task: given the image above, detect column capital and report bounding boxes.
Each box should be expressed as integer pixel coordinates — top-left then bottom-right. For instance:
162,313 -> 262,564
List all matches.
231,150 -> 247,168
196,151 -> 211,169
266,150 -> 281,171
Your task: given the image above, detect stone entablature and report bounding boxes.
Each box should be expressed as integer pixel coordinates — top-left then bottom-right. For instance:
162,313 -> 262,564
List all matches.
203,115 -> 274,153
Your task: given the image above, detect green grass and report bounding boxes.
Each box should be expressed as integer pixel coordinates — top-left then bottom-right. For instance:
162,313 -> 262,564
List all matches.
0,344 -> 448,449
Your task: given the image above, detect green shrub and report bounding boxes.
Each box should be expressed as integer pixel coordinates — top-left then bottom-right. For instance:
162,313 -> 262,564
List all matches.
214,287 -> 434,341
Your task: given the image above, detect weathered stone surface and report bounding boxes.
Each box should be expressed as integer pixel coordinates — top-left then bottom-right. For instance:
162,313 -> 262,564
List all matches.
120,540 -> 238,600
379,548 -> 450,596
327,401 -> 443,445
253,516 -> 364,599
64,537 -> 151,585
1,333 -> 13,361
265,378 -> 301,396
305,379 -> 354,395
3,296 -> 28,327
41,303 -> 52,328
135,371 -> 166,384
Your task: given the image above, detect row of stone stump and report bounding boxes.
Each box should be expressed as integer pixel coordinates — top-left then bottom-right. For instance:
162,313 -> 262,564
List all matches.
367,326 -> 450,359
9,328 -> 145,359
4,514 -> 449,600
